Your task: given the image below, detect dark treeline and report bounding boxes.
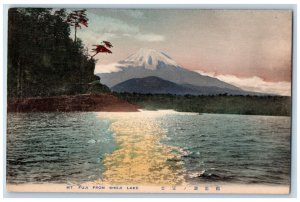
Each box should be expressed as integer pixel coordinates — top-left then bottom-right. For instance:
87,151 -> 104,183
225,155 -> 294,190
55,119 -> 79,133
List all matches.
114,93 -> 291,116
8,8 -> 109,98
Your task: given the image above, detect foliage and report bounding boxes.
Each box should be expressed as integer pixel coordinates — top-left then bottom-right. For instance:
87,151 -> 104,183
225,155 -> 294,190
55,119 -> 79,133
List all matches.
7,8 -> 109,98
91,43 -> 113,58
66,9 -> 88,42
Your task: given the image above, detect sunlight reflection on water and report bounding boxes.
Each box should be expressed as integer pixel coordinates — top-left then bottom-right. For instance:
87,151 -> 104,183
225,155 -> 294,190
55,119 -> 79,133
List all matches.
95,110 -> 196,185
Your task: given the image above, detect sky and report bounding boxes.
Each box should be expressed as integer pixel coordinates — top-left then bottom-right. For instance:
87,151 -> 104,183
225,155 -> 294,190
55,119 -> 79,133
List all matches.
72,9 -> 292,96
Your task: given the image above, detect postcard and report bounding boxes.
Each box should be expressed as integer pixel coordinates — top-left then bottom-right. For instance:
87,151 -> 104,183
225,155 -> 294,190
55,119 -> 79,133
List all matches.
6,7 -> 292,194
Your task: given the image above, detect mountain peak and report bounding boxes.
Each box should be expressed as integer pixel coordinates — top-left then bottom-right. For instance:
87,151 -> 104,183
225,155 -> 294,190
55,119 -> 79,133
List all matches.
98,48 -> 242,93
119,48 -> 178,70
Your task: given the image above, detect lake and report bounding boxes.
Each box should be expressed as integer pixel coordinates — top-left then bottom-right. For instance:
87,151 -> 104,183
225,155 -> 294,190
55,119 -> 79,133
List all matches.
6,111 -> 290,186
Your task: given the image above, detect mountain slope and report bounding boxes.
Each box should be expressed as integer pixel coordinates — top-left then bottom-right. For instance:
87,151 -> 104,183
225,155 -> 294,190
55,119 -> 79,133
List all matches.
112,76 -> 247,95
112,76 -> 191,94
97,48 -> 245,94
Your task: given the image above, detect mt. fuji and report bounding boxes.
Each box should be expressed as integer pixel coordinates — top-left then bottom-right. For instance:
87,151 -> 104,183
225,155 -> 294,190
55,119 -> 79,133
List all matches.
119,48 -> 179,70
97,48 -> 247,95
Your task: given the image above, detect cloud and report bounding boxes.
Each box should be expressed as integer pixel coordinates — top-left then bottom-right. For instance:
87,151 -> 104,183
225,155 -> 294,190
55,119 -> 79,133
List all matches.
136,33 -> 165,42
123,10 -> 145,18
82,30 -> 118,42
122,33 -> 165,42
88,13 -> 139,34
94,63 -> 122,74
76,13 -> 164,43
195,70 -> 291,96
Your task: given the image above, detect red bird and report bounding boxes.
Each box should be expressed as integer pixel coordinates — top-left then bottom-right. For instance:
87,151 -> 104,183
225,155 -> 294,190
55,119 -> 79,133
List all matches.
102,41 -> 113,48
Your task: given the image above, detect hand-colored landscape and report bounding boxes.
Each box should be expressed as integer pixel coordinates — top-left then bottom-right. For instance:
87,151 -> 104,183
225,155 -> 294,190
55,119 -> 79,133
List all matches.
6,8 -> 292,194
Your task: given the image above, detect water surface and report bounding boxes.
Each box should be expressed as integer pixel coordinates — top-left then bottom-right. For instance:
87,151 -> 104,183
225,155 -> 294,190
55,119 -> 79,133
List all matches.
7,111 -> 290,185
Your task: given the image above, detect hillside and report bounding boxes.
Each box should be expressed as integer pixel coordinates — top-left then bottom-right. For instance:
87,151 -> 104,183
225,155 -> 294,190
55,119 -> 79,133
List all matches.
8,8 -> 109,98
112,76 -> 247,95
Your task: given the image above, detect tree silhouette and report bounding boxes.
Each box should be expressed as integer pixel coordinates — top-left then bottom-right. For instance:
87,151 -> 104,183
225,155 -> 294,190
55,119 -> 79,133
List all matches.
8,8 -> 114,97
66,9 -> 88,43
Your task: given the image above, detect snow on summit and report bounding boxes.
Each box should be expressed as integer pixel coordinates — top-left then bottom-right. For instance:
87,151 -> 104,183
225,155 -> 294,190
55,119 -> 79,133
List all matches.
119,48 -> 178,70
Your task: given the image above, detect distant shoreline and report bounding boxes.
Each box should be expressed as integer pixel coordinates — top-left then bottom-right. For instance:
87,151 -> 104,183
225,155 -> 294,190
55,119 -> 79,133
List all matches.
114,93 -> 291,116
7,93 -> 291,116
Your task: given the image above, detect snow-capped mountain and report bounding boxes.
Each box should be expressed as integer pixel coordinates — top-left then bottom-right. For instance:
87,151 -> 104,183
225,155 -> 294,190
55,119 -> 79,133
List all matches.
97,48 -> 245,95
119,48 -> 178,70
